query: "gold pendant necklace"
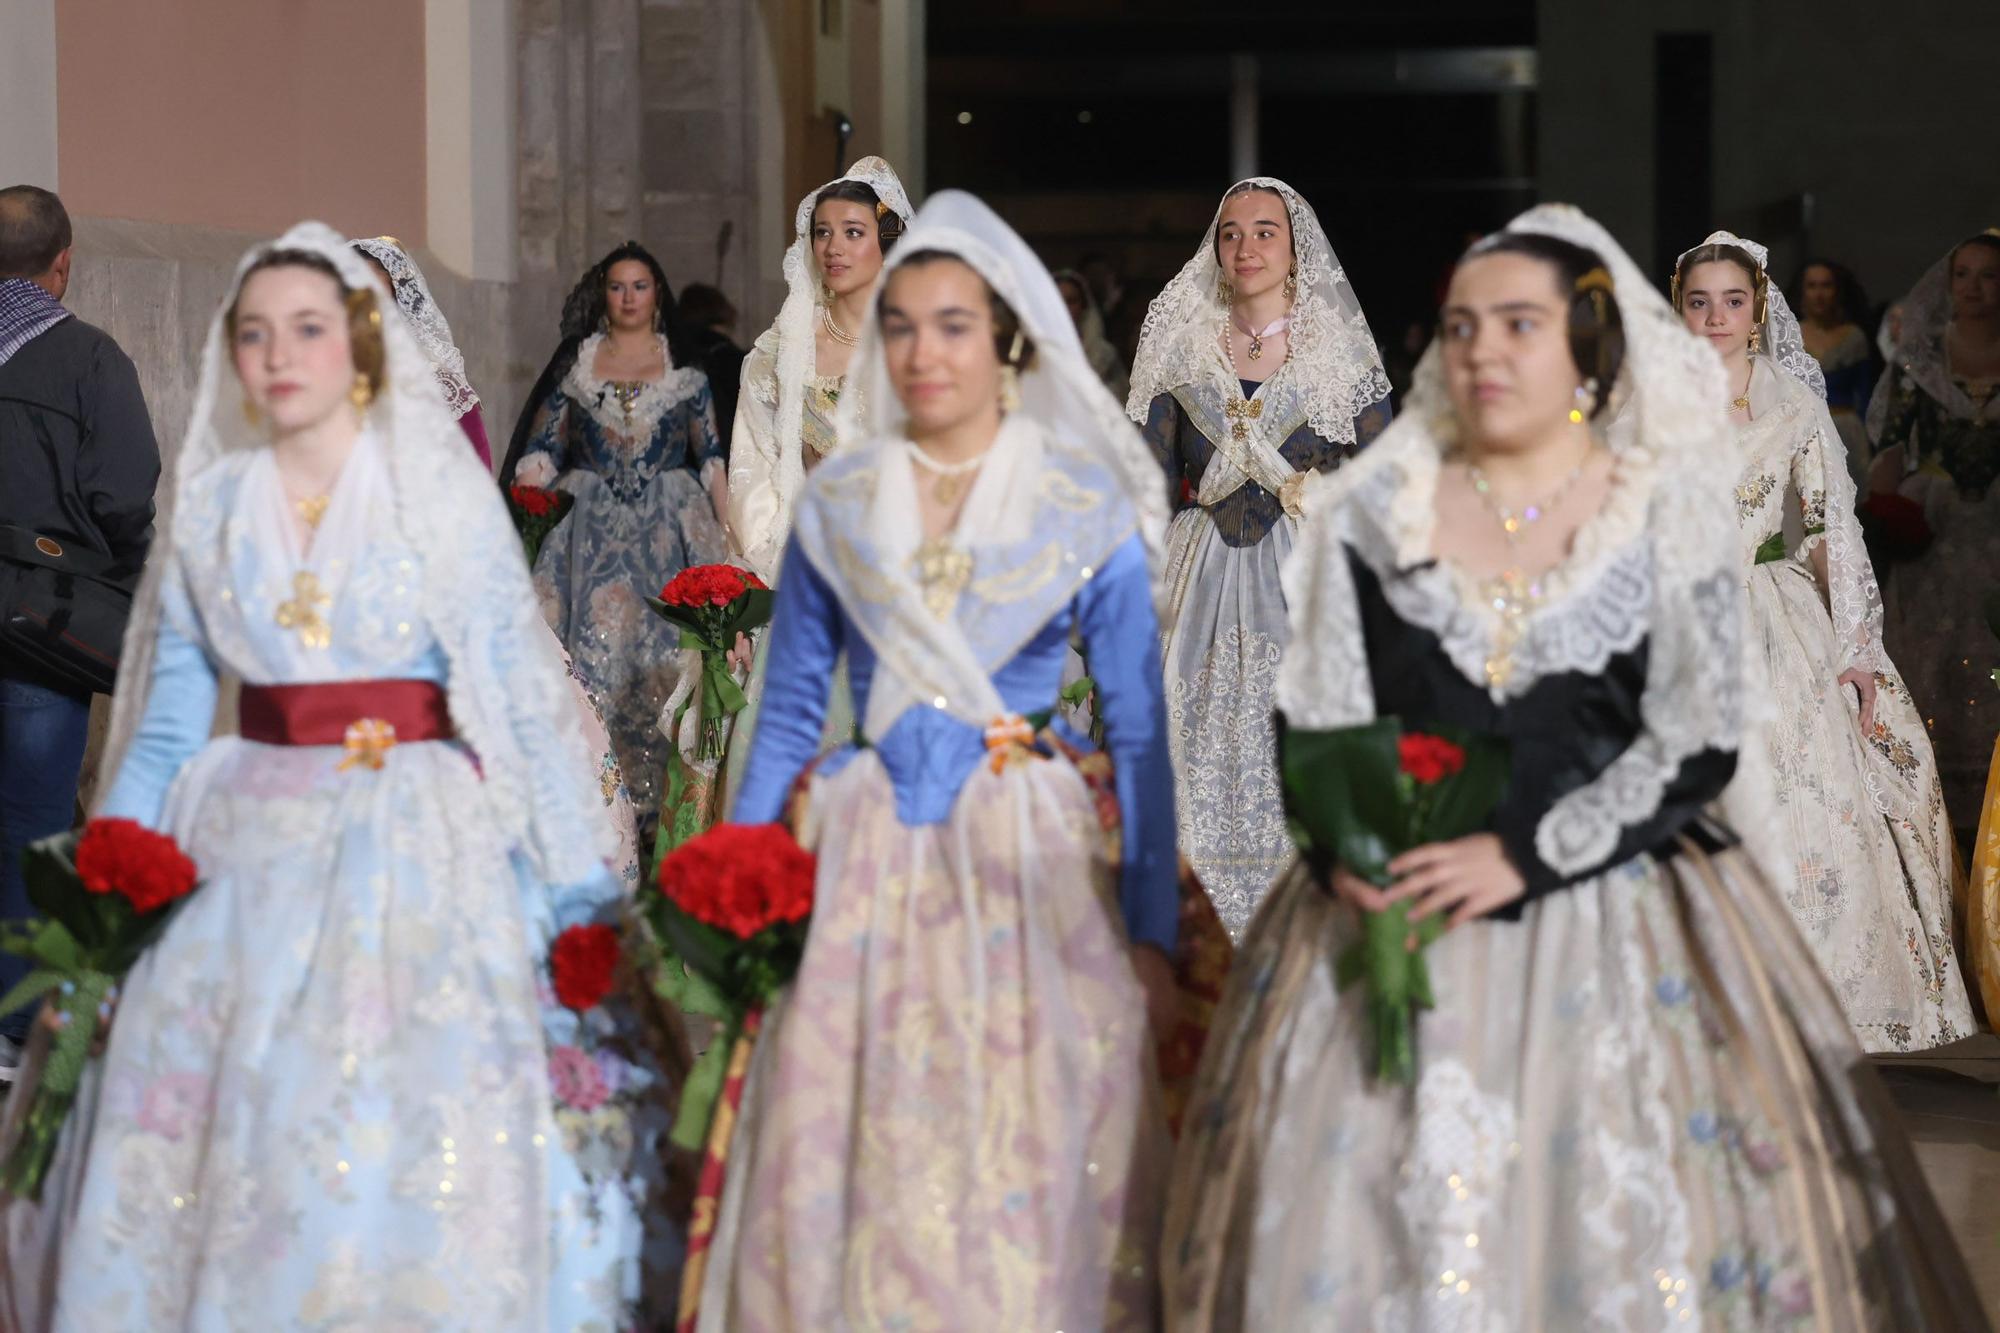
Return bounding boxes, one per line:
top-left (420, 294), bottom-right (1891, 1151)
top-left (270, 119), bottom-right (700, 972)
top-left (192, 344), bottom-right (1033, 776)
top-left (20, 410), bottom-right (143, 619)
top-left (294, 494), bottom-right (332, 530)
top-left (1466, 448), bottom-right (1595, 545)
top-left (819, 303), bottom-right (858, 348)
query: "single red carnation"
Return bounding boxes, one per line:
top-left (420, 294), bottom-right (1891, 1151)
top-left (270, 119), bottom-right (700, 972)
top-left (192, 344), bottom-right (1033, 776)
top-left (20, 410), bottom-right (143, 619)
top-left (73, 818), bottom-right (198, 914)
top-left (1398, 733), bottom-right (1466, 785)
top-left (658, 822), bottom-right (815, 939)
top-left (550, 923), bottom-right (621, 1012)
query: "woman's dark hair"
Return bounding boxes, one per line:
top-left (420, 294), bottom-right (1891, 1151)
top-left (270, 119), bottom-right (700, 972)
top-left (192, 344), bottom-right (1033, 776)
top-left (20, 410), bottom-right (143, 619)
top-left (813, 180), bottom-right (906, 253)
top-left (1787, 257), bottom-right (1871, 330)
top-left (1464, 233), bottom-right (1626, 418)
top-left (677, 282), bottom-right (737, 331)
top-left (884, 248), bottom-right (1039, 373)
top-left (225, 247), bottom-right (386, 399)
top-left (1950, 232), bottom-right (2000, 268)
top-left (500, 240), bottom-right (691, 485)
top-left (1210, 182), bottom-right (1293, 265)
top-left (1672, 241), bottom-right (1766, 331)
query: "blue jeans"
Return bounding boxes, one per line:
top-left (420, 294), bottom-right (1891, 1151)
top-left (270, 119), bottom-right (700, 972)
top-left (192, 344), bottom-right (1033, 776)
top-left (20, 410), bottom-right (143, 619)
top-left (0, 676), bottom-right (90, 1042)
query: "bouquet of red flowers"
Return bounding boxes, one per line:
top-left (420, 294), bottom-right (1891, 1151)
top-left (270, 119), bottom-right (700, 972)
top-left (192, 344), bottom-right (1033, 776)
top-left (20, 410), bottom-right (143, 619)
top-left (644, 821), bottom-right (813, 1151)
top-left (644, 820), bottom-right (813, 1333)
top-left (0, 819), bottom-right (202, 1198)
top-left (1281, 718), bottom-right (1508, 1083)
top-left (506, 483), bottom-right (575, 568)
top-left (648, 564), bottom-right (774, 767)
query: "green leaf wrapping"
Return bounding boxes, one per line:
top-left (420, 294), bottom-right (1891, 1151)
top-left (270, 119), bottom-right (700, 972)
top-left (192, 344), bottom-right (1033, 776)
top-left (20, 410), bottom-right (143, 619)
top-left (668, 1020), bottom-right (735, 1153)
top-left (1283, 717), bottom-right (1509, 1084)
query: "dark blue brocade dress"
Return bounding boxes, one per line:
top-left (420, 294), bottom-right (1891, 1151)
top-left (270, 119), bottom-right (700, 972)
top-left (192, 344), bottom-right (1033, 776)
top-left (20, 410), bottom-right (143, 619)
top-left (514, 332), bottom-right (730, 825)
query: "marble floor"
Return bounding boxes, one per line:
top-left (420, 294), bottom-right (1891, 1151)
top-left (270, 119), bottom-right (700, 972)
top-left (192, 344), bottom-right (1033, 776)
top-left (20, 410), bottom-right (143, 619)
top-left (1878, 1035), bottom-right (2000, 1318)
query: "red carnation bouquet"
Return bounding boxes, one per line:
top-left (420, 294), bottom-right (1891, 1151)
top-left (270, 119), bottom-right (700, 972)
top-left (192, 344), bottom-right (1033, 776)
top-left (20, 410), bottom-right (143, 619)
top-left (506, 483), bottom-right (575, 567)
top-left (550, 923), bottom-right (621, 1014)
top-left (1860, 491), bottom-right (1932, 559)
top-left (647, 564), bottom-right (776, 860)
top-left (644, 821), bottom-right (813, 1152)
top-left (1281, 718), bottom-right (1508, 1083)
top-left (0, 819), bottom-right (203, 1198)
top-left (645, 820), bottom-right (814, 1333)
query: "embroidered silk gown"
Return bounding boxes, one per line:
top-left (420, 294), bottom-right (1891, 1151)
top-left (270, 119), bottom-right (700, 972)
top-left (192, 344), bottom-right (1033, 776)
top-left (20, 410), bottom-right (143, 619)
top-left (515, 331), bottom-right (730, 824)
top-left (48, 434), bottom-right (677, 1330)
top-left (1731, 359), bottom-right (1969, 1051)
top-left (695, 430), bottom-right (1178, 1332)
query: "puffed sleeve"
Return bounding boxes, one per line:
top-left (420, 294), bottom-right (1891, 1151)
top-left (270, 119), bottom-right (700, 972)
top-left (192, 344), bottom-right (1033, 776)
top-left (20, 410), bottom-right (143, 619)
top-left (731, 533), bottom-right (845, 824)
top-left (1074, 536), bottom-right (1178, 952)
top-left (98, 563), bottom-right (220, 830)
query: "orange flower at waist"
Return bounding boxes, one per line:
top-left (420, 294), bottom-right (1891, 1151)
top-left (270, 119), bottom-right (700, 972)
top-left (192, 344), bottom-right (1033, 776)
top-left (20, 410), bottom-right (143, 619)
top-left (983, 714), bottom-right (1038, 774)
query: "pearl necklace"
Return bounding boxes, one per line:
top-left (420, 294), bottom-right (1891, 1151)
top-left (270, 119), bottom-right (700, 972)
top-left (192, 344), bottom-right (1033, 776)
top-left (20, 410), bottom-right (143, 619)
top-left (903, 439), bottom-right (993, 506)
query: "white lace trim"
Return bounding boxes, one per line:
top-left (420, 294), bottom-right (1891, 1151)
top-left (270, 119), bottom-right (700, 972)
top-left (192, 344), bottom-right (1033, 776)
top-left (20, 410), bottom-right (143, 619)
top-left (1126, 177), bottom-right (1389, 447)
top-left (562, 332), bottom-right (706, 439)
top-left (1279, 204), bottom-right (1746, 879)
top-left (349, 237), bottom-right (480, 418)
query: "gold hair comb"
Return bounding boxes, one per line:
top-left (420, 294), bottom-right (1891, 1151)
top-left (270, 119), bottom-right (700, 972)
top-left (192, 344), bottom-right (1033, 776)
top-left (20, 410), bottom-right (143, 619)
top-left (1574, 267), bottom-right (1614, 295)
top-left (876, 201), bottom-right (892, 220)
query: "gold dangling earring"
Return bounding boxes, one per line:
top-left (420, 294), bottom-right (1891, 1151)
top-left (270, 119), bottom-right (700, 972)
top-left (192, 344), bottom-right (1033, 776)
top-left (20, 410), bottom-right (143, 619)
top-left (1283, 266), bottom-right (1298, 302)
top-left (820, 280), bottom-right (834, 307)
top-left (999, 364), bottom-right (1022, 413)
top-left (349, 372), bottom-right (374, 424)
top-left (1746, 326), bottom-right (1761, 358)
top-left (242, 395), bottom-right (263, 427)
top-left (1217, 274), bottom-right (1234, 306)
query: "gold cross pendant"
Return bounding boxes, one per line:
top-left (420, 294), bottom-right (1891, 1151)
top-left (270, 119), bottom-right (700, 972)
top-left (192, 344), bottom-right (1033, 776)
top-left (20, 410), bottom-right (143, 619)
top-left (275, 570), bottom-right (333, 650)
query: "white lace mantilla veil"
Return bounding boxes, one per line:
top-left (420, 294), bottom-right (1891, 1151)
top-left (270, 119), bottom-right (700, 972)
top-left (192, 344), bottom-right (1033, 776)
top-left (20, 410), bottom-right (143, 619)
top-left (1277, 204), bottom-right (1787, 881)
top-left (1124, 177), bottom-right (1390, 445)
top-left (1679, 229), bottom-right (1886, 675)
top-left (824, 189), bottom-right (1170, 740)
top-left (1867, 228), bottom-right (2000, 440)
top-left (349, 235), bottom-right (481, 420)
top-left (726, 156), bottom-right (915, 579)
top-left (99, 221), bottom-right (612, 884)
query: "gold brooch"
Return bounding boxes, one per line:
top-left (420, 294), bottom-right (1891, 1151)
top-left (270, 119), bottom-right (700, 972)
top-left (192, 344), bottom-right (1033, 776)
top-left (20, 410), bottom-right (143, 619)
top-left (337, 718), bottom-right (399, 772)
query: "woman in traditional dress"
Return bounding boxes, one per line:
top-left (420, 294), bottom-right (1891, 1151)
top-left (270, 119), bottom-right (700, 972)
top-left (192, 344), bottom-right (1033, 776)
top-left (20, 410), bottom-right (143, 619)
top-left (708, 158), bottom-right (914, 807)
top-left (501, 242), bottom-right (730, 831)
top-left (349, 235), bottom-right (494, 469)
top-left (1163, 204), bottom-right (1986, 1330)
top-left (33, 224), bottom-right (678, 1328)
top-left (1127, 177), bottom-right (1392, 937)
top-left (1674, 230), bottom-right (1970, 1052)
top-left (726, 157), bottom-right (913, 584)
top-left (1791, 258), bottom-right (1879, 484)
top-left (697, 192), bottom-right (1177, 1331)
top-left (351, 234), bottom-right (641, 890)
top-left (1867, 231), bottom-right (2000, 844)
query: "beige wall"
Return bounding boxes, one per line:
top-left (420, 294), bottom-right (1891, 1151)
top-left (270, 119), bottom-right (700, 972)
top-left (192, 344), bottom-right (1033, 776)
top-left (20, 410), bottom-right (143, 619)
top-left (55, 0), bottom-right (427, 242)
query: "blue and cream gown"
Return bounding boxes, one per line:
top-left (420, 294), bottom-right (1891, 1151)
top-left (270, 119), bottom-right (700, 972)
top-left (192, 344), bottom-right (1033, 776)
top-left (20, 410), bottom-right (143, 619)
top-left (51, 433), bottom-right (674, 1330)
top-left (696, 427), bottom-right (1178, 1332)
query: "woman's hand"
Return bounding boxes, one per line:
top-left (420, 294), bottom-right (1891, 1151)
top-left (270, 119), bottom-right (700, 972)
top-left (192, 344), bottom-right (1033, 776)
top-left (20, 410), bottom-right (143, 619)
top-left (1131, 943), bottom-right (1181, 1038)
top-left (514, 453), bottom-right (557, 487)
top-left (1382, 834), bottom-right (1526, 931)
top-left (1326, 865), bottom-right (1391, 914)
top-left (725, 631), bottom-right (754, 676)
top-left (36, 986), bottom-right (119, 1056)
top-left (1837, 667), bottom-right (1877, 735)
